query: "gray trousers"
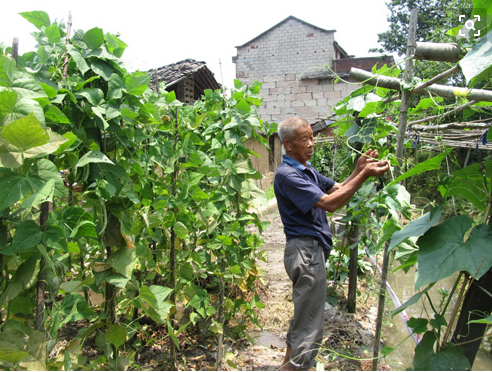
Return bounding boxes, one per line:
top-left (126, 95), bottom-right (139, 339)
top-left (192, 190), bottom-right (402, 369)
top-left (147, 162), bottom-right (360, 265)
top-left (284, 237), bottom-right (328, 370)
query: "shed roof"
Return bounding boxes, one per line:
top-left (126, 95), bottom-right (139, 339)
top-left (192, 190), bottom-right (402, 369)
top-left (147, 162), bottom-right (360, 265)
top-left (235, 15), bottom-right (336, 48)
top-left (148, 59), bottom-right (221, 92)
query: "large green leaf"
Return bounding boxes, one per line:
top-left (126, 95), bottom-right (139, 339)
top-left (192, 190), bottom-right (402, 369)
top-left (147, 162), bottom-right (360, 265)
top-left (460, 28), bottom-right (492, 87)
top-left (83, 27), bottom-right (104, 50)
top-left (62, 207), bottom-right (98, 238)
top-left (10, 71), bottom-right (47, 99)
top-left (413, 331), bottom-right (470, 371)
top-left (19, 11), bottom-right (50, 30)
top-left (75, 88), bottom-right (104, 106)
top-left (0, 168), bottom-right (31, 211)
top-left (1, 98), bottom-right (45, 128)
top-left (1, 113), bottom-right (49, 151)
top-left (0, 56), bottom-right (16, 86)
top-left (108, 247), bottom-right (136, 278)
top-left (440, 162), bottom-right (491, 212)
top-left (106, 324), bottom-right (127, 350)
top-left (66, 45), bottom-right (90, 75)
top-left (416, 216), bottom-right (492, 288)
top-left (0, 91), bottom-right (18, 123)
top-left (389, 150), bottom-right (450, 186)
top-left (77, 150), bottom-right (114, 167)
top-left (389, 206), bottom-right (442, 251)
top-left (0, 120), bottom-right (67, 167)
top-left (1, 220), bottom-right (42, 256)
top-left (125, 73), bottom-right (151, 96)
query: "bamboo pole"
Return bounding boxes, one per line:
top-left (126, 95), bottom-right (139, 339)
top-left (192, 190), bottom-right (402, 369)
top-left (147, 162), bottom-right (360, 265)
top-left (349, 68), bottom-right (492, 102)
top-left (414, 42), bottom-right (463, 63)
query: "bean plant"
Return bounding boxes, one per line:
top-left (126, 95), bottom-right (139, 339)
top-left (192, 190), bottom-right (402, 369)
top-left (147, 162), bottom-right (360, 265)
top-left (0, 11), bottom-right (276, 370)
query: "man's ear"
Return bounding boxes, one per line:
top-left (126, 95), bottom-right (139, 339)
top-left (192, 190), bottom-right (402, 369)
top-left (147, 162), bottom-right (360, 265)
top-left (283, 139), bottom-right (291, 152)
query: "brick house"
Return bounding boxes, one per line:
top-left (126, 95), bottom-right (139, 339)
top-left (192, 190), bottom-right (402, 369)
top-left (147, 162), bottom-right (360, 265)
top-left (233, 16), bottom-right (393, 188)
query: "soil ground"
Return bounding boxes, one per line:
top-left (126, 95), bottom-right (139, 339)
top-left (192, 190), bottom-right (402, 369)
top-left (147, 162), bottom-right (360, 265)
top-left (229, 203), bottom-right (390, 371)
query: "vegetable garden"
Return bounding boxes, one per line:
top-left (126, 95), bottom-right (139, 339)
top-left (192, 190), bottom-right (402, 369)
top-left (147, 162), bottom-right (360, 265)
top-left (1, 1), bottom-right (492, 371)
top-left (0, 10), bottom-right (277, 371)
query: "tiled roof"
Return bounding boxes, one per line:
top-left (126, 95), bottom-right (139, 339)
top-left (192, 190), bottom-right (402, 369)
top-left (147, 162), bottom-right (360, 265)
top-left (148, 59), bottom-right (221, 92)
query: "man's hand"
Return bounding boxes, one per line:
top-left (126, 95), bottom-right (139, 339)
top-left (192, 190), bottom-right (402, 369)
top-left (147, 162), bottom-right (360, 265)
top-left (355, 149), bottom-right (380, 173)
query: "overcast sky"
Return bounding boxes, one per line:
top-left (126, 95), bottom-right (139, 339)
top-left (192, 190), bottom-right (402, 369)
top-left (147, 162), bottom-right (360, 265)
top-left (1, 0), bottom-right (392, 89)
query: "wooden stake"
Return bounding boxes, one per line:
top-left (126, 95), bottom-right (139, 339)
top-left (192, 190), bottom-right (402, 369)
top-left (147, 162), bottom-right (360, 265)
top-left (395, 8), bottom-right (418, 175)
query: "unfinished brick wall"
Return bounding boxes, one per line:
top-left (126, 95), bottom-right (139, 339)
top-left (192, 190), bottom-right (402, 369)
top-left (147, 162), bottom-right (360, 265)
top-left (235, 16), bottom-right (359, 125)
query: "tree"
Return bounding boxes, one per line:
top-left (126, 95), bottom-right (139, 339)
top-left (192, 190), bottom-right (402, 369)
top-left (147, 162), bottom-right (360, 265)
top-left (371, 0), bottom-right (473, 85)
top-left (372, 0), bottom-right (473, 56)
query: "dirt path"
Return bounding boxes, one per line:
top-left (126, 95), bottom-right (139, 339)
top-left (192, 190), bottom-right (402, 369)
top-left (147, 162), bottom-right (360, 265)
top-left (233, 203), bottom-right (388, 371)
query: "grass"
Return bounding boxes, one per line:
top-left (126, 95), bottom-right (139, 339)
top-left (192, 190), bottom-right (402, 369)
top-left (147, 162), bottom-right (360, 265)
top-left (265, 184), bottom-right (275, 201)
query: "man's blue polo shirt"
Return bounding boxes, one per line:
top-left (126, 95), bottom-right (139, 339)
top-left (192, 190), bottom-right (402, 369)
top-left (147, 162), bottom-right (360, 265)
top-left (274, 154), bottom-right (336, 251)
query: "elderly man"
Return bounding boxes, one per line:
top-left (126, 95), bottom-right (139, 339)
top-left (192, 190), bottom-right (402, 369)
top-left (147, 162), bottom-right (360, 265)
top-left (274, 116), bottom-right (389, 370)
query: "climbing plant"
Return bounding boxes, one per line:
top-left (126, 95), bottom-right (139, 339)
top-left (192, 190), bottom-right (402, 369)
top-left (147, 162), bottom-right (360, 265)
top-left (0, 10), bottom-right (276, 370)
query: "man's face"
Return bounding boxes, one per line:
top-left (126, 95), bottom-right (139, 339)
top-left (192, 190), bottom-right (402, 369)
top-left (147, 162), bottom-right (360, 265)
top-left (284, 124), bottom-right (314, 166)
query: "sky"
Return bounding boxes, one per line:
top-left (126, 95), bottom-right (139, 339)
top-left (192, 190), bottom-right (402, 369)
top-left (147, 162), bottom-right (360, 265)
top-left (1, 0), bottom-right (392, 90)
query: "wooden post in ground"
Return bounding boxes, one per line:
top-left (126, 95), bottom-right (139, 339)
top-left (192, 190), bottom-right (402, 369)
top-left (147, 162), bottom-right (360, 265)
top-left (347, 225), bottom-right (359, 314)
top-left (373, 9), bottom-right (419, 371)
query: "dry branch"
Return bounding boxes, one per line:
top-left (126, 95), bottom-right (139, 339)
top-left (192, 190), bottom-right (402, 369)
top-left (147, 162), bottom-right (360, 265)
top-left (408, 100), bottom-right (478, 126)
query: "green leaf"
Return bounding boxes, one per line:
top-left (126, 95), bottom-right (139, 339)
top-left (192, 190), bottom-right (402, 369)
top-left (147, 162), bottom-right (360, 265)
top-left (42, 224), bottom-right (67, 250)
top-left (45, 23), bottom-right (62, 44)
top-left (441, 163), bottom-right (491, 212)
top-left (19, 11), bottom-right (50, 30)
top-left (1, 113), bottom-right (49, 151)
top-left (91, 60), bottom-right (114, 81)
top-left (0, 168), bottom-right (31, 211)
top-left (0, 347), bottom-right (29, 365)
top-left (125, 73), bottom-right (151, 96)
top-left (174, 221), bottom-right (188, 239)
top-left (0, 56), bottom-right (15, 86)
top-left (19, 330), bottom-right (46, 371)
top-left (62, 206), bottom-right (98, 238)
top-left (180, 262), bottom-right (194, 281)
top-left (416, 216), bottom-right (492, 288)
top-left (407, 317), bottom-right (429, 334)
top-left (105, 33), bottom-right (128, 58)
top-left (106, 324), bottom-right (127, 350)
top-left (83, 27), bottom-right (104, 49)
top-left (1, 220), bottom-right (41, 255)
top-left (236, 100), bottom-right (251, 114)
top-left (108, 247), bottom-right (136, 278)
top-left (67, 45), bottom-right (90, 75)
top-left (389, 151), bottom-right (449, 186)
top-left (25, 158), bottom-right (66, 199)
top-left (469, 314), bottom-right (492, 324)
top-left (77, 150), bottom-right (114, 167)
top-left (0, 91), bottom-right (18, 120)
top-left (391, 283), bottom-right (434, 317)
top-left (413, 331), bottom-right (471, 371)
top-left (389, 206), bottom-right (442, 251)
top-left (460, 28), bottom-right (492, 87)
top-left (75, 88), bottom-right (104, 106)
top-left (60, 280), bottom-right (83, 293)
top-left (10, 73), bottom-right (47, 99)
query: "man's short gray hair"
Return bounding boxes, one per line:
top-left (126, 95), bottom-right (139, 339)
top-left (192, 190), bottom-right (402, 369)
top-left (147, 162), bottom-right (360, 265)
top-left (278, 116), bottom-right (310, 142)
